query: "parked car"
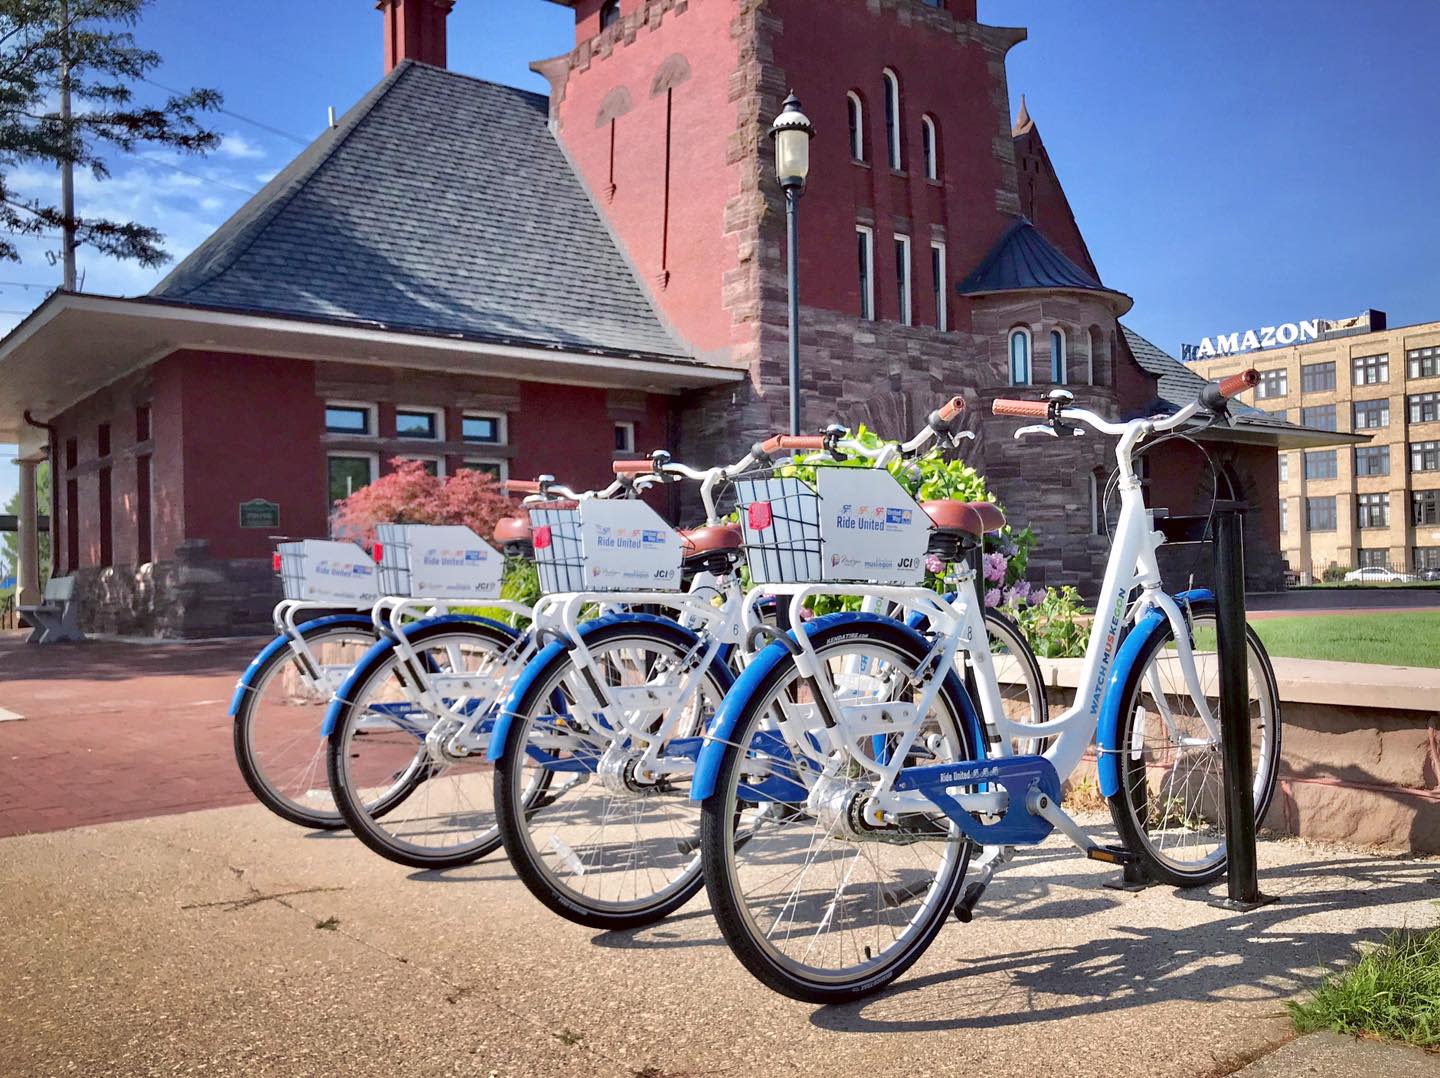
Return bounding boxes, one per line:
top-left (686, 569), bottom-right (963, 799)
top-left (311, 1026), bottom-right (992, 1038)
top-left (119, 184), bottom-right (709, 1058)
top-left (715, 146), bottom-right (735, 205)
top-left (1342, 566), bottom-right (1416, 583)
top-left (1423, 567), bottom-right (1440, 582)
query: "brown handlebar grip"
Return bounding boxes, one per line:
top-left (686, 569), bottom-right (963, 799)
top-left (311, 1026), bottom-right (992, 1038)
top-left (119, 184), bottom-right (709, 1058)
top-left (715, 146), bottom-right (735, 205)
top-left (992, 399), bottom-right (1051, 419)
top-left (1218, 369), bottom-right (1260, 399)
top-left (504, 480), bottom-right (542, 494)
top-left (937, 395), bottom-right (966, 421)
top-left (612, 459), bottom-right (657, 475)
top-left (761, 434), bottom-right (827, 454)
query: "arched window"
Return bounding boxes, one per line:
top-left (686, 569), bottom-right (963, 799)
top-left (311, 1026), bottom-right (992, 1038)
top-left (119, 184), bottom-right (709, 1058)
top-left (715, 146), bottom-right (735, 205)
top-left (1051, 329), bottom-right (1067, 384)
top-left (1089, 471), bottom-right (1101, 536)
top-left (921, 115), bottom-right (938, 180)
top-left (882, 68), bottom-right (902, 170)
top-left (846, 92), bottom-right (865, 161)
top-left (1088, 325), bottom-right (1105, 386)
top-left (1009, 327), bottom-right (1032, 386)
top-left (600, 0), bottom-right (621, 31)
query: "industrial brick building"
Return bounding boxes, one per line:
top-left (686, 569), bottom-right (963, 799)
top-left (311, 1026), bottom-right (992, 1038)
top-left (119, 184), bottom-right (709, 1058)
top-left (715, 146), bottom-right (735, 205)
top-left (1191, 314), bottom-right (1440, 579)
top-left (0, 0), bottom-right (1329, 636)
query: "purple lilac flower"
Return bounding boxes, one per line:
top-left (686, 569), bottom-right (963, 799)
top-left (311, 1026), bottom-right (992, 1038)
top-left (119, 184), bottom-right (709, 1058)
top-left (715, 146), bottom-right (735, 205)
top-left (983, 552), bottom-right (1007, 583)
top-left (984, 587), bottom-right (1001, 607)
top-left (1004, 581), bottom-right (1031, 606)
top-left (998, 536), bottom-right (1017, 558)
top-left (1029, 587), bottom-right (1045, 606)
top-left (925, 553), bottom-right (945, 574)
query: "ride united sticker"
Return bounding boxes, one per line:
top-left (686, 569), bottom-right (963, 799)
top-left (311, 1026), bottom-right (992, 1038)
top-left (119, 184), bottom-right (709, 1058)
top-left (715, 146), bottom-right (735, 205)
top-left (817, 468), bottom-right (931, 585)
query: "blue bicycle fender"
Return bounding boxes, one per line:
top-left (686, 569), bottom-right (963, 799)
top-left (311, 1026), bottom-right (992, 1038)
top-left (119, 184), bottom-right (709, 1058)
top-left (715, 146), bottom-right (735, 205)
top-left (484, 612), bottom-right (720, 763)
top-left (229, 614), bottom-right (375, 717)
top-left (1096, 588), bottom-right (1213, 797)
top-left (690, 611), bottom-right (986, 801)
top-left (320, 614), bottom-right (518, 738)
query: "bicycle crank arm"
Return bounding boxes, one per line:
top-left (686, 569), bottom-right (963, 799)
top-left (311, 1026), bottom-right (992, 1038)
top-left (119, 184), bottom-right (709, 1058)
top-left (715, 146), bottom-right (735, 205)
top-left (1025, 789), bottom-right (1138, 865)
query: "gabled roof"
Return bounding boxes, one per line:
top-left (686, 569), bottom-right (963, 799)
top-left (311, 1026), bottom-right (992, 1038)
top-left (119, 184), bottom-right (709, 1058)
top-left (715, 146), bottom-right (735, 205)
top-left (151, 61), bottom-right (686, 361)
top-left (957, 216), bottom-right (1131, 313)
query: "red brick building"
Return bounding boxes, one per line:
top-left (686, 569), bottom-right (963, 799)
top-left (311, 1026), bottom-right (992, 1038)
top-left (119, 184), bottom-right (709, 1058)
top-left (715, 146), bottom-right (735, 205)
top-left (0, 0), bottom-right (1330, 636)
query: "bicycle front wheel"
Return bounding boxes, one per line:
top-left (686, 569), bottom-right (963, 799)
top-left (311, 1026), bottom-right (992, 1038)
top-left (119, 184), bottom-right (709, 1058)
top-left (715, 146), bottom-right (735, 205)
top-left (327, 620), bottom-right (519, 869)
top-left (233, 619), bottom-right (376, 830)
top-left (700, 617), bottom-right (979, 1003)
top-left (1107, 601), bottom-right (1282, 886)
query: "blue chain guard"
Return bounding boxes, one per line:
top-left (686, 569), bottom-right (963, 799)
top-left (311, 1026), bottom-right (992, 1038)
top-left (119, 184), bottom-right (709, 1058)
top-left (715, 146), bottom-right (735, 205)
top-left (892, 753), bottom-right (1062, 846)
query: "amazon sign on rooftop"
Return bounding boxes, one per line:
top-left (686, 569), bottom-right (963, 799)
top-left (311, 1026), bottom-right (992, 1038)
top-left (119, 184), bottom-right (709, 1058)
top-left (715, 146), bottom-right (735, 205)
top-left (1180, 309), bottom-right (1387, 362)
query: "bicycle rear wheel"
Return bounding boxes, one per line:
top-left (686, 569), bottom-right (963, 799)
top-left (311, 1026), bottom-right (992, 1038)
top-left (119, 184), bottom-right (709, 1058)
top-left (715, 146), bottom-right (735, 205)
top-left (233, 619), bottom-right (375, 830)
top-left (1107, 601), bottom-right (1281, 886)
top-left (700, 617), bottom-right (979, 1003)
top-left (327, 620), bottom-right (519, 869)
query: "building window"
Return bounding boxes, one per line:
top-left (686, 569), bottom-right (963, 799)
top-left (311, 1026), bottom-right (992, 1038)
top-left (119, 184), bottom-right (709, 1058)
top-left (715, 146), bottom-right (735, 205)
top-left (614, 421), bottom-right (636, 453)
top-left (1355, 445), bottom-right (1390, 476)
top-left (325, 403), bottom-right (375, 436)
top-left (458, 459), bottom-right (507, 482)
top-left (396, 407), bottom-right (442, 440)
top-left (1303, 449), bottom-right (1337, 481)
top-left (328, 453), bottom-right (377, 507)
top-left (1009, 327), bottom-right (1032, 386)
top-left (97, 422), bottom-right (111, 458)
top-left (1357, 548), bottom-right (1389, 569)
top-left (462, 413), bottom-right (505, 445)
top-left (1415, 546), bottom-right (1440, 571)
top-left (856, 225), bottom-right (875, 320)
top-left (1357, 492), bottom-right (1389, 529)
top-left (1415, 490), bottom-right (1440, 526)
top-left (1305, 496), bottom-right (1336, 532)
top-left (1352, 353), bottom-right (1389, 385)
top-left (1278, 454), bottom-right (1289, 483)
top-left (1408, 346), bottom-right (1440, 380)
top-left (398, 456), bottom-right (443, 478)
top-left (931, 241), bottom-right (947, 331)
top-left (1352, 398), bottom-right (1389, 430)
top-left (1301, 404), bottom-right (1336, 431)
top-left (1266, 408), bottom-right (1289, 422)
top-left (920, 115), bottom-right (938, 180)
top-left (847, 92), bottom-right (865, 162)
top-left (882, 68), bottom-right (902, 170)
top-left (1256, 369), bottom-right (1287, 399)
top-left (894, 234), bottom-right (912, 325)
top-left (1279, 499), bottom-right (1288, 533)
top-left (135, 404), bottom-right (151, 443)
top-left (1301, 361), bottom-right (1336, 393)
top-left (1412, 440), bottom-right (1440, 473)
top-left (1409, 392), bottom-right (1440, 425)
top-left (1051, 329), bottom-right (1067, 385)
top-left (599, 0), bottom-right (621, 31)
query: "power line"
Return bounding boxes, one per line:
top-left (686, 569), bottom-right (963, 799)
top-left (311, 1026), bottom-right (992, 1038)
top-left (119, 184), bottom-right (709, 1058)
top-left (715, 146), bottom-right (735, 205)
top-left (139, 153), bottom-right (259, 198)
top-left (139, 74), bottom-right (311, 147)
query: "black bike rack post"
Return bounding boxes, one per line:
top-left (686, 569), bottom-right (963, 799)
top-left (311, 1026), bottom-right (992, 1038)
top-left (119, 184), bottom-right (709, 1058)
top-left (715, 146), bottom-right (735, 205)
top-left (1207, 501), bottom-right (1275, 912)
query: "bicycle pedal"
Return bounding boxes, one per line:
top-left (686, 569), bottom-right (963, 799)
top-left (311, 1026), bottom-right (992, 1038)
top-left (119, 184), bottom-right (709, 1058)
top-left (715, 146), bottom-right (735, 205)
top-left (953, 879), bottom-right (987, 924)
top-left (674, 836), bottom-right (699, 856)
top-left (1086, 844), bottom-right (1138, 866)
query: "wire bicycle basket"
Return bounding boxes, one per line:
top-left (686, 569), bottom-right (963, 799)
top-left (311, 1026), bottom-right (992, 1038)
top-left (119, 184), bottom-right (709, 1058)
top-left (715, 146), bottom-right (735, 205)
top-left (373, 524), bottom-right (503, 600)
top-left (275, 539), bottom-right (379, 604)
top-left (732, 473), bottom-right (822, 585)
top-left (529, 503), bottom-right (585, 595)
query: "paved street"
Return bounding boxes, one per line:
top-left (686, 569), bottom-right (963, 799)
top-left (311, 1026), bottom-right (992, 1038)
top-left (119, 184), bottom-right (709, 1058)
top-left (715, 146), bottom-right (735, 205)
top-left (1, 801), bottom-right (1437, 1077)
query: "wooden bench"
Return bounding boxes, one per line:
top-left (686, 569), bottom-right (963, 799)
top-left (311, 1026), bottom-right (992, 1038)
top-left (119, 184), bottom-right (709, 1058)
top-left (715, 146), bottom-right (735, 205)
top-left (18, 575), bottom-right (85, 644)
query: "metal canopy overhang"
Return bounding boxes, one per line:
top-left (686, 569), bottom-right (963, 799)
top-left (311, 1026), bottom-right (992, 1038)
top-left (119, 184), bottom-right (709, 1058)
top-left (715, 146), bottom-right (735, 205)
top-left (1190, 417), bottom-right (1368, 452)
top-left (0, 293), bottom-right (742, 442)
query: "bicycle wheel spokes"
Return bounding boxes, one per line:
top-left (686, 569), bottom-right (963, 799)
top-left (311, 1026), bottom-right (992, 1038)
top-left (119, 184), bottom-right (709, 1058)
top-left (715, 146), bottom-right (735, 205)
top-left (506, 631), bottom-right (722, 920)
top-left (719, 637), bottom-right (968, 989)
top-left (243, 630), bottom-right (374, 824)
top-left (337, 631), bottom-right (509, 861)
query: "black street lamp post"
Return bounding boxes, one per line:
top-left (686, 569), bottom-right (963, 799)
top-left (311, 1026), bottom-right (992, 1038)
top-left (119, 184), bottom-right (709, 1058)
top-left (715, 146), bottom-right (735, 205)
top-left (769, 92), bottom-right (815, 436)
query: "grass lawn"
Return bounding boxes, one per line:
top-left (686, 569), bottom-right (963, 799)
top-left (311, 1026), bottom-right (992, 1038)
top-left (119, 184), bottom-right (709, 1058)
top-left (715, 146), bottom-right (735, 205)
top-left (1245, 611), bottom-right (1440, 668)
top-left (1289, 922), bottom-right (1440, 1048)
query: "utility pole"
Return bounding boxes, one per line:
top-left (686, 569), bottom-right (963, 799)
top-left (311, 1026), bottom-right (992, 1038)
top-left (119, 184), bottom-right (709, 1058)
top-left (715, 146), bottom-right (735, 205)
top-left (59, 0), bottom-right (77, 291)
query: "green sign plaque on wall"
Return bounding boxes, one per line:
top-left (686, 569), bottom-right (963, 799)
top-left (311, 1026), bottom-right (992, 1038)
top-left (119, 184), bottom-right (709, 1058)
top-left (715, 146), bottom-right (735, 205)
top-left (239, 499), bottom-right (281, 529)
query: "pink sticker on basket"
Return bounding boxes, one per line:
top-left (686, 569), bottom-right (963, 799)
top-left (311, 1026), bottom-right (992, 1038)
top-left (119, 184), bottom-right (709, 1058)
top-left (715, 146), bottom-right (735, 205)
top-left (748, 502), bottom-right (773, 530)
top-left (533, 525), bottom-right (552, 550)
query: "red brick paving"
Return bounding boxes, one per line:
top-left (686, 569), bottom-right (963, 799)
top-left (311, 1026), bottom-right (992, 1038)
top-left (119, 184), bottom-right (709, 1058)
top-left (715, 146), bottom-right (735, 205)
top-left (0, 631), bottom-right (270, 837)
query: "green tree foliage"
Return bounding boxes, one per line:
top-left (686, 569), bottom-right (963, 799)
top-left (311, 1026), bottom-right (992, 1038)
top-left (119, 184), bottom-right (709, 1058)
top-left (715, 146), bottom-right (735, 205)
top-left (0, 0), bottom-right (221, 266)
top-left (1, 459), bottom-right (51, 584)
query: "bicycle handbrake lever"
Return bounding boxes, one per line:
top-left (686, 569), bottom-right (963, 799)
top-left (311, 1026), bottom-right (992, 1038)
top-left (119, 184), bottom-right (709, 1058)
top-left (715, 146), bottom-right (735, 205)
top-left (1013, 424), bottom-right (1057, 440)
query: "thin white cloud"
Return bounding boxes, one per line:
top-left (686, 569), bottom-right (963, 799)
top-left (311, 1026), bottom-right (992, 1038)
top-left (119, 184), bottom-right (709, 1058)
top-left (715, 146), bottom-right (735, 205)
top-left (218, 132), bottom-right (266, 161)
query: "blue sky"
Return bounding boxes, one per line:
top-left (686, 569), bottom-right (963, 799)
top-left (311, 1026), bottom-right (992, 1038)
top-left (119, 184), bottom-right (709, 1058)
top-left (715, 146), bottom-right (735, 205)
top-left (4, 0), bottom-right (1439, 506)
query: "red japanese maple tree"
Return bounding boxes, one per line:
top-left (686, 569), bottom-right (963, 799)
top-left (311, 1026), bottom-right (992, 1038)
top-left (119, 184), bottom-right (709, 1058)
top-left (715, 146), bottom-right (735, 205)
top-left (330, 460), bottom-right (513, 547)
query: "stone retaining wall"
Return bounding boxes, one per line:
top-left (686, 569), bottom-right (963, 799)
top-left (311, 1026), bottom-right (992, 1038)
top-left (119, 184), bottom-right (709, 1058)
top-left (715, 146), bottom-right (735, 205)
top-left (1041, 657), bottom-right (1440, 854)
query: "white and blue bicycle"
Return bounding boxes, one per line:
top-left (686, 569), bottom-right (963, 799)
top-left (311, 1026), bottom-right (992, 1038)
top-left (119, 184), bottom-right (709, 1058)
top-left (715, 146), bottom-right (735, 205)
top-left (693, 370), bottom-right (1281, 1002)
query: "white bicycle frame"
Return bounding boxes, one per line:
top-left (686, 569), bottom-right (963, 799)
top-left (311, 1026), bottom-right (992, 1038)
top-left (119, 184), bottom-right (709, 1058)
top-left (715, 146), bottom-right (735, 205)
top-left (747, 394), bottom-right (1223, 839)
top-left (269, 598), bottom-right (376, 698)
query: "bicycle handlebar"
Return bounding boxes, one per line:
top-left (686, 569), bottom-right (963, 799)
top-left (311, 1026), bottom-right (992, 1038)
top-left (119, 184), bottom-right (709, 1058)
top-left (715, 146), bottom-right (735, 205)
top-left (936, 395), bottom-right (966, 422)
top-left (761, 434), bottom-right (826, 453)
top-left (991, 398), bottom-right (1051, 419)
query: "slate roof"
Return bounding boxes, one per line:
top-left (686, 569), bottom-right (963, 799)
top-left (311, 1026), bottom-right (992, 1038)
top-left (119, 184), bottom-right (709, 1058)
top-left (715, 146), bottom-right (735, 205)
top-left (151, 62), bottom-right (687, 360)
top-left (957, 216), bottom-right (1120, 299)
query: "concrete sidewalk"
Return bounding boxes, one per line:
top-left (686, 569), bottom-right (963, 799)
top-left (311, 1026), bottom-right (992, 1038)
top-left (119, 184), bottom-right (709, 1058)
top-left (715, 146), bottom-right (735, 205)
top-left (2, 803), bottom-right (1437, 1077)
